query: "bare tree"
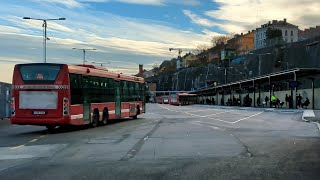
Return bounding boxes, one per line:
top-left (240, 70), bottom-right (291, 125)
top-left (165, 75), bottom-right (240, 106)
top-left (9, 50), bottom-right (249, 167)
top-left (211, 34), bottom-right (235, 47)
top-left (196, 44), bottom-right (210, 54)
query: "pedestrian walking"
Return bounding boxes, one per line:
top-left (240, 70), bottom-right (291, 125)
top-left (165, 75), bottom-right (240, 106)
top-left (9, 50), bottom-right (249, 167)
top-left (265, 96), bottom-right (269, 107)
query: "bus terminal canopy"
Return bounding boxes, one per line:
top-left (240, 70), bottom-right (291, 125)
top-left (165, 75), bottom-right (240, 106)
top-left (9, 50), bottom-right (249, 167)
top-left (195, 68), bottom-right (320, 94)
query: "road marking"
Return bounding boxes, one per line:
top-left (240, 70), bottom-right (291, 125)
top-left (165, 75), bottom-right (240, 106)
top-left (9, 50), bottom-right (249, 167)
top-left (10, 145), bottom-right (25, 150)
top-left (190, 122), bottom-right (223, 130)
top-left (207, 117), bottom-right (234, 124)
top-left (231, 111), bottom-right (263, 124)
top-left (144, 136), bottom-right (149, 141)
top-left (202, 110), bottom-right (234, 117)
top-left (39, 135), bottom-right (46, 138)
top-left (186, 109), bottom-right (214, 113)
top-left (29, 139), bottom-right (38, 143)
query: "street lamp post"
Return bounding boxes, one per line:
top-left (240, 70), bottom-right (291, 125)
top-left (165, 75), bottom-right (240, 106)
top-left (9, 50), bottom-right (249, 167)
top-left (23, 17), bottom-right (66, 63)
top-left (72, 48), bottom-right (97, 64)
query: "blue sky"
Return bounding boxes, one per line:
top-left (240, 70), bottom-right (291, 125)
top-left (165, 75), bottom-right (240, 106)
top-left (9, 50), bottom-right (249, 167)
top-left (0, 0), bottom-right (319, 83)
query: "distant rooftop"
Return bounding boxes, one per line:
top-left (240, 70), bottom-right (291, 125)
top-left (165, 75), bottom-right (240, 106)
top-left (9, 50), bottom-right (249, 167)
top-left (256, 18), bottom-right (298, 30)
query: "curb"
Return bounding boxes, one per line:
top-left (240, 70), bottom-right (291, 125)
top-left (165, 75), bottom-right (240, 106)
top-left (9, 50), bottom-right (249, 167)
top-left (302, 110), bottom-right (320, 131)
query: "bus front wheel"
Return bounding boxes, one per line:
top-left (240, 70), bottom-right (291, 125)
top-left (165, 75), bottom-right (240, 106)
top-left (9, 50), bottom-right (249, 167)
top-left (133, 106), bottom-right (140, 119)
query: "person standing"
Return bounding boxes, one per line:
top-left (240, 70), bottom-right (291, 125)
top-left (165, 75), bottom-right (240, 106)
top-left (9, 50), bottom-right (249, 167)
top-left (285, 94), bottom-right (289, 107)
top-left (271, 94), bottom-right (277, 107)
top-left (265, 96), bottom-right (269, 107)
top-left (288, 95), bottom-right (293, 109)
top-left (297, 94), bottom-right (302, 108)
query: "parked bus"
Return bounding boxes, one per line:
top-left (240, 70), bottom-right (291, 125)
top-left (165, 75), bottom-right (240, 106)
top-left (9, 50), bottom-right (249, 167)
top-left (170, 93), bottom-right (197, 106)
top-left (163, 96), bottom-right (169, 104)
top-left (11, 63), bottom-right (145, 130)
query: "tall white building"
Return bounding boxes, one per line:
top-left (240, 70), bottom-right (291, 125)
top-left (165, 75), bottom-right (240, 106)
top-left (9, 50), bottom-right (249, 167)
top-left (254, 18), bottom-right (299, 50)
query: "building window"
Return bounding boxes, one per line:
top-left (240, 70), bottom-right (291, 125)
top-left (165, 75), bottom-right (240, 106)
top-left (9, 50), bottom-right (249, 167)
top-left (285, 30), bottom-right (288, 36)
top-left (291, 30), bottom-right (293, 36)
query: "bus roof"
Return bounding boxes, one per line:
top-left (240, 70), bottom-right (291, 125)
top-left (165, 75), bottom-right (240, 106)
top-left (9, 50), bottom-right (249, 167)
top-left (68, 64), bottom-right (144, 83)
top-left (15, 63), bottom-right (144, 83)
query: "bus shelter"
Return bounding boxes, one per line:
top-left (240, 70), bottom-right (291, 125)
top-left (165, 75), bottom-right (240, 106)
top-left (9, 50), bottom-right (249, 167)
top-left (196, 68), bottom-right (320, 109)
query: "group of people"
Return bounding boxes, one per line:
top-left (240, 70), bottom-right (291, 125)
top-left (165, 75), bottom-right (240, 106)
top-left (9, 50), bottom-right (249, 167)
top-left (199, 93), bottom-right (310, 109)
top-left (257, 94), bottom-right (310, 109)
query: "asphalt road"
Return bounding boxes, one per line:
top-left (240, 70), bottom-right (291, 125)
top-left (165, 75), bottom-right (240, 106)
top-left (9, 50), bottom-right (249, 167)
top-left (0, 104), bottom-right (320, 180)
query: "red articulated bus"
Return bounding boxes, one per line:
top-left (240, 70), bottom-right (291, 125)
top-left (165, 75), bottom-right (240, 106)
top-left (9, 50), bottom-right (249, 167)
top-left (169, 93), bottom-right (197, 106)
top-left (11, 63), bottom-right (145, 130)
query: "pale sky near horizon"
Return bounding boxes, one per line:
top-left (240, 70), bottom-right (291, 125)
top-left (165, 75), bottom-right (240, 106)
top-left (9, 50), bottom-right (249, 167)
top-left (0, 0), bottom-right (319, 83)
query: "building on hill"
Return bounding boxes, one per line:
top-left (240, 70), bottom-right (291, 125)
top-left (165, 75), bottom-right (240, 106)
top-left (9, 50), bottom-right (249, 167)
top-left (227, 31), bottom-right (254, 55)
top-left (299, 26), bottom-right (320, 41)
top-left (176, 53), bottom-right (198, 69)
top-left (254, 18), bottom-right (299, 50)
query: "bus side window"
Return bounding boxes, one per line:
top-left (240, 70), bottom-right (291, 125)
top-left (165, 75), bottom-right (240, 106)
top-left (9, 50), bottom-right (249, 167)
top-left (70, 74), bottom-right (83, 105)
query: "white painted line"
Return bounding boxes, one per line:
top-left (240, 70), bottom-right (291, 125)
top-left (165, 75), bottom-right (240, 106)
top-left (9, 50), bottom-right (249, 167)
top-left (186, 109), bottom-right (214, 113)
top-left (202, 110), bottom-right (234, 117)
top-left (232, 111), bottom-right (263, 124)
top-left (144, 136), bottom-right (149, 141)
top-left (311, 122), bottom-right (320, 131)
top-left (10, 145), bottom-right (25, 150)
top-left (207, 117), bottom-right (234, 124)
top-left (39, 135), bottom-right (46, 138)
top-left (29, 139), bottom-right (38, 143)
top-left (190, 122), bottom-right (223, 130)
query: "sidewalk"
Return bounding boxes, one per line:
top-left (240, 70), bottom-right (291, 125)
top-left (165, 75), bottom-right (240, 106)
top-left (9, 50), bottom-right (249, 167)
top-left (193, 104), bottom-right (304, 113)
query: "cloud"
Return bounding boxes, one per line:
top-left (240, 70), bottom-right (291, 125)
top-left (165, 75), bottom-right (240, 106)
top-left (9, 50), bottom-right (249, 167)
top-left (34, 0), bottom-right (201, 7)
top-left (205, 0), bottom-right (320, 32)
top-left (183, 10), bottom-right (219, 27)
top-left (34, 0), bottom-right (84, 8)
top-left (0, 25), bottom-right (23, 33)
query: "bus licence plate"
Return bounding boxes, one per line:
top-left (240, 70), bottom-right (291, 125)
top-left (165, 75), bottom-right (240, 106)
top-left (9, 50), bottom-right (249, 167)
top-left (33, 111), bottom-right (46, 115)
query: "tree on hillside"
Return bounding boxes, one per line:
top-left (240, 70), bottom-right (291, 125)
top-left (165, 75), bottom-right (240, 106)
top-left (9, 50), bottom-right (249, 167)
top-left (196, 44), bottom-right (210, 54)
top-left (152, 63), bottom-right (160, 75)
top-left (211, 33), bottom-right (234, 47)
top-left (266, 28), bottom-right (282, 39)
top-left (265, 28), bottom-right (284, 46)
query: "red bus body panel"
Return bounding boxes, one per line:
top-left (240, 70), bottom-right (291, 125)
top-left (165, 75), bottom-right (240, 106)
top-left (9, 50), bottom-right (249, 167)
top-left (11, 63), bottom-right (145, 126)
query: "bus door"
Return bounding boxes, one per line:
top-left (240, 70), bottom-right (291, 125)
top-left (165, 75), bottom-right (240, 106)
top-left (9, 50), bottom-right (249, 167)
top-left (82, 76), bottom-right (91, 123)
top-left (114, 81), bottom-right (121, 118)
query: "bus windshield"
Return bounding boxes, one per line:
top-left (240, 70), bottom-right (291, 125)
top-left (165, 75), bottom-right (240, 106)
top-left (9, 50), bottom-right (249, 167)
top-left (18, 64), bottom-right (62, 84)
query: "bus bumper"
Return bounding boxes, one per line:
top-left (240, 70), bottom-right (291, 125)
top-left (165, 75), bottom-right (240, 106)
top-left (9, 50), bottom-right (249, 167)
top-left (10, 116), bottom-right (71, 126)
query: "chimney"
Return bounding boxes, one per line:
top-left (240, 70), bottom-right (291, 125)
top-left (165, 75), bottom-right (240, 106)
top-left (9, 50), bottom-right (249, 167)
top-left (284, 18), bottom-right (287, 23)
top-left (139, 64), bottom-right (143, 75)
top-left (268, 21), bottom-right (271, 25)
